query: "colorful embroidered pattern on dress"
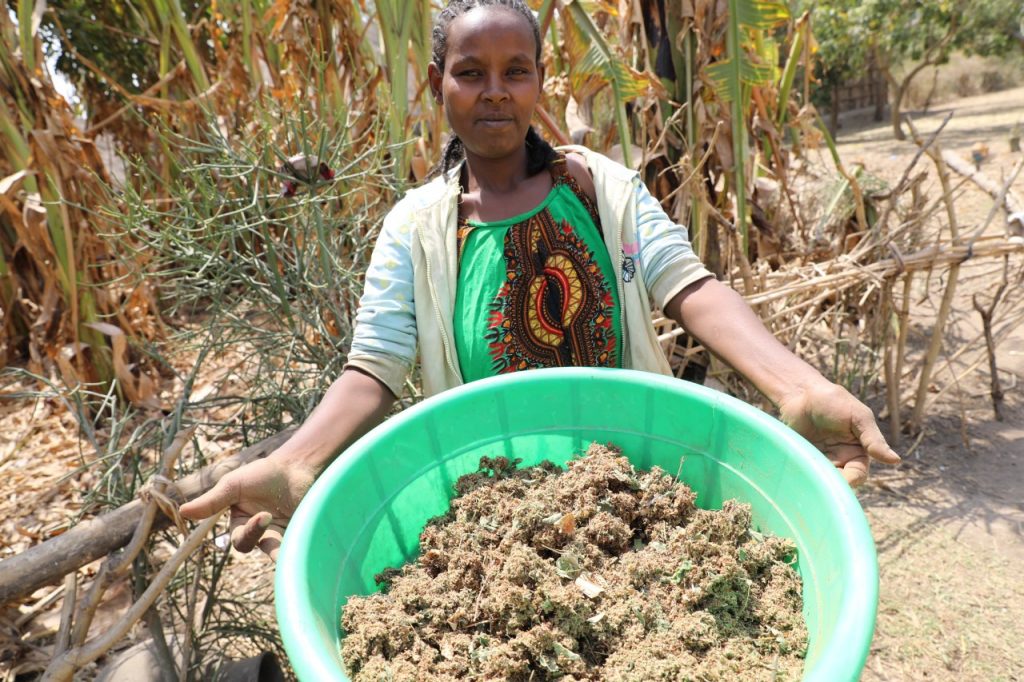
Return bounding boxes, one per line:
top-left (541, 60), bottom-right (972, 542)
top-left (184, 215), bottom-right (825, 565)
top-left (454, 153), bottom-right (621, 381)
top-left (484, 210), bottom-right (617, 373)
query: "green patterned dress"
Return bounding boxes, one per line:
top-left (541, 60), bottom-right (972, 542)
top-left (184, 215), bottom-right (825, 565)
top-left (453, 153), bottom-right (623, 382)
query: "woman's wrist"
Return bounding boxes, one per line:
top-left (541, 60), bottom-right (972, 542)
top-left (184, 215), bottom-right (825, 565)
top-left (762, 366), bottom-right (833, 411)
top-left (265, 368), bottom-right (395, 476)
top-left (266, 439), bottom-right (335, 477)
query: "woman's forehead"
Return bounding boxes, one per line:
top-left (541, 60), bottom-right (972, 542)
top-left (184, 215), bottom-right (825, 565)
top-left (446, 6), bottom-right (537, 59)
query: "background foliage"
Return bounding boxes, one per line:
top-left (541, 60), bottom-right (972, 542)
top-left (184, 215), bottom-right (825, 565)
top-left (799, 0), bottom-right (1024, 137)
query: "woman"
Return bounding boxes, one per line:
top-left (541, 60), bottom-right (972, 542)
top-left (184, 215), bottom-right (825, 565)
top-left (181, 0), bottom-right (899, 559)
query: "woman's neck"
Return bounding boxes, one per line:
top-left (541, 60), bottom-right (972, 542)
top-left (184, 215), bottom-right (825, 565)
top-left (462, 145), bottom-right (530, 194)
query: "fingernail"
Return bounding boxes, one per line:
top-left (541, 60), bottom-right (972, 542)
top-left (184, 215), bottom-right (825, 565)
top-left (258, 513), bottom-right (273, 528)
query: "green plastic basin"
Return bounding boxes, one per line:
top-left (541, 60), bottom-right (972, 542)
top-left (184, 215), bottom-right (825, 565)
top-left (275, 368), bottom-right (877, 681)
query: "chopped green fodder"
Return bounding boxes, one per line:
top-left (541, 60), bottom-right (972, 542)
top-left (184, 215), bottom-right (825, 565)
top-left (341, 443), bottom-right (807, 680)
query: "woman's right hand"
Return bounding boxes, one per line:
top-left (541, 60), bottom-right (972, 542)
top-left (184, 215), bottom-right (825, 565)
top-left (179, 454), bottom-right (318, 560)
top-left (179, 368), bottom-right (397, 560)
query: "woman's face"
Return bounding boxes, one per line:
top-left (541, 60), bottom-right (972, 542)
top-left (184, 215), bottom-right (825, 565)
top-left (429, 7), bottom-right (543, 163)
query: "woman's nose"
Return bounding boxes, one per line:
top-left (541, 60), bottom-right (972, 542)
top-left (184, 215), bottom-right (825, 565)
top-left (482, 75), bottom-right (509, 102)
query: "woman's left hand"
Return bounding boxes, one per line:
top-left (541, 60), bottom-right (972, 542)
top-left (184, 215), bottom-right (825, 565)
top-left (776, 381), bottom-right (901, 487)
top-left (666, 278), bottom-right (901, 487)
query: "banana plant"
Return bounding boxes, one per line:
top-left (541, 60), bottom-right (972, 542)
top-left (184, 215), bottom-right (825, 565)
top-left (704, 0), bottom-right (789, 248)
top-left (562, 0), bottom-right (660, 169)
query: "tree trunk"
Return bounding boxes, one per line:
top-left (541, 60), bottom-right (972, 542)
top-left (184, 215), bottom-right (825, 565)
top-left (830, 82), bottom-right (840, 137)
top-left (885, 17), bottom-right (959, 142)
top-left (922, 66), bottom-right (940, 113)
top-left (873, 68), bottom-right (885, 122)
top-left (890, 82), bottom-right (906, 141)
top-left (875, 58), bottom-right (904, 141)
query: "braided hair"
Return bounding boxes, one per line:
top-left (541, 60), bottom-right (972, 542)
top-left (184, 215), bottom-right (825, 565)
top-left (430, 0), bottom-right (558, 179)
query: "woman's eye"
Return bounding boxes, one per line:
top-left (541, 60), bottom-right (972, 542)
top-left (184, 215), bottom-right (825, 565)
top-left (458, 69), bottom-right (481, 78)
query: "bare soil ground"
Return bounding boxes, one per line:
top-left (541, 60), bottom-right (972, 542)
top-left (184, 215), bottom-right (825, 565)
top-left (0, 86), bottom-right (1022, 680)
top-left (833, 86), bottom-right (1024, 681)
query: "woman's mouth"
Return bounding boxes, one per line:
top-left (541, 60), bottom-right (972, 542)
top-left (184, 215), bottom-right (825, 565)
top-left (478, 116), bottom-right (515, 128)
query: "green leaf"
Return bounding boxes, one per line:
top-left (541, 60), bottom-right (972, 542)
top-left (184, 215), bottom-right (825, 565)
top-left (669, 559), bottom-right (694, 584)
top-left (577, 45), bottom-right (650, 100)
top-left (538, 653), bottom-right (561, 674)
top-left (736, 0), bottom-right (790, 30)
top-left (552, 641), bottom-right (583, 662)
top-left (705, 56), bottom-right (775, 101)
top-left (555, 551), bottom-right (582, 579)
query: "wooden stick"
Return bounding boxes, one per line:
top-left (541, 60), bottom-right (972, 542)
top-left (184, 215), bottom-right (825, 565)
top-left (85, 61), bottom-right (187, 137)
top-left (13, 583), bottom-right (66, 628)
top-left (923, 307), bottom-right (1024, 411)
top-left (882, 277), bottom-right (900, 448)
top-left (908, 260), bottom-right (960, 435)
top-left (534, 102), bottom-right (572, 146)
top-left (941, 149), bottom-right (1024, 230)
top-left (963, 155), bottom-right (1024, 249)
top-left (892, 272), bottom-right (913, 443)
top-left (178, 550), bottom-right (205, 682)
top-left (972, 256), bottom-right (1010, 421)
top-left (42, 515), bottom-right (222, 682)
top-left (69, 428), bottom-right (194, 647)
top-left (706, 203), bottom-right (756, 296)
top-left (53, 573), bottom-right (77, 658)
top-left (0, 428), bottom-right (294, 605)
top-left (907, 118), bottom-right (961, 433)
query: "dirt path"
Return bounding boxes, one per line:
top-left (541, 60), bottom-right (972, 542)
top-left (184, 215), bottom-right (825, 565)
top-left (835, 87), bottom-right (1024, 681)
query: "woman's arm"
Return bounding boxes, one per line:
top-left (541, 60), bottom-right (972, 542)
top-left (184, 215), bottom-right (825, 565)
top-left (666, 277), bottom-right (900, 485)
top-left (180, 196), bottom-right (423, 557)
top-left (179, 368), bottom-right (395, 559)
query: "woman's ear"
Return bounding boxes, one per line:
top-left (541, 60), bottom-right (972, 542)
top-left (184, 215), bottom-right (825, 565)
top-left (537, 62), bottom-right (545, 96)
top-left (428, 62), bottom-right (443, 104)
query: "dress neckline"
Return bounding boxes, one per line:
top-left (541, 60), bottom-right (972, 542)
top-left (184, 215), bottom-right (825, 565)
top-left (459, 153), bottom-right (572, 227)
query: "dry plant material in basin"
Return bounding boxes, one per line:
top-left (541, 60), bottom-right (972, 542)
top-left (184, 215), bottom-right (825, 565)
top-left (341, 444), bottom-right (807, 680)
